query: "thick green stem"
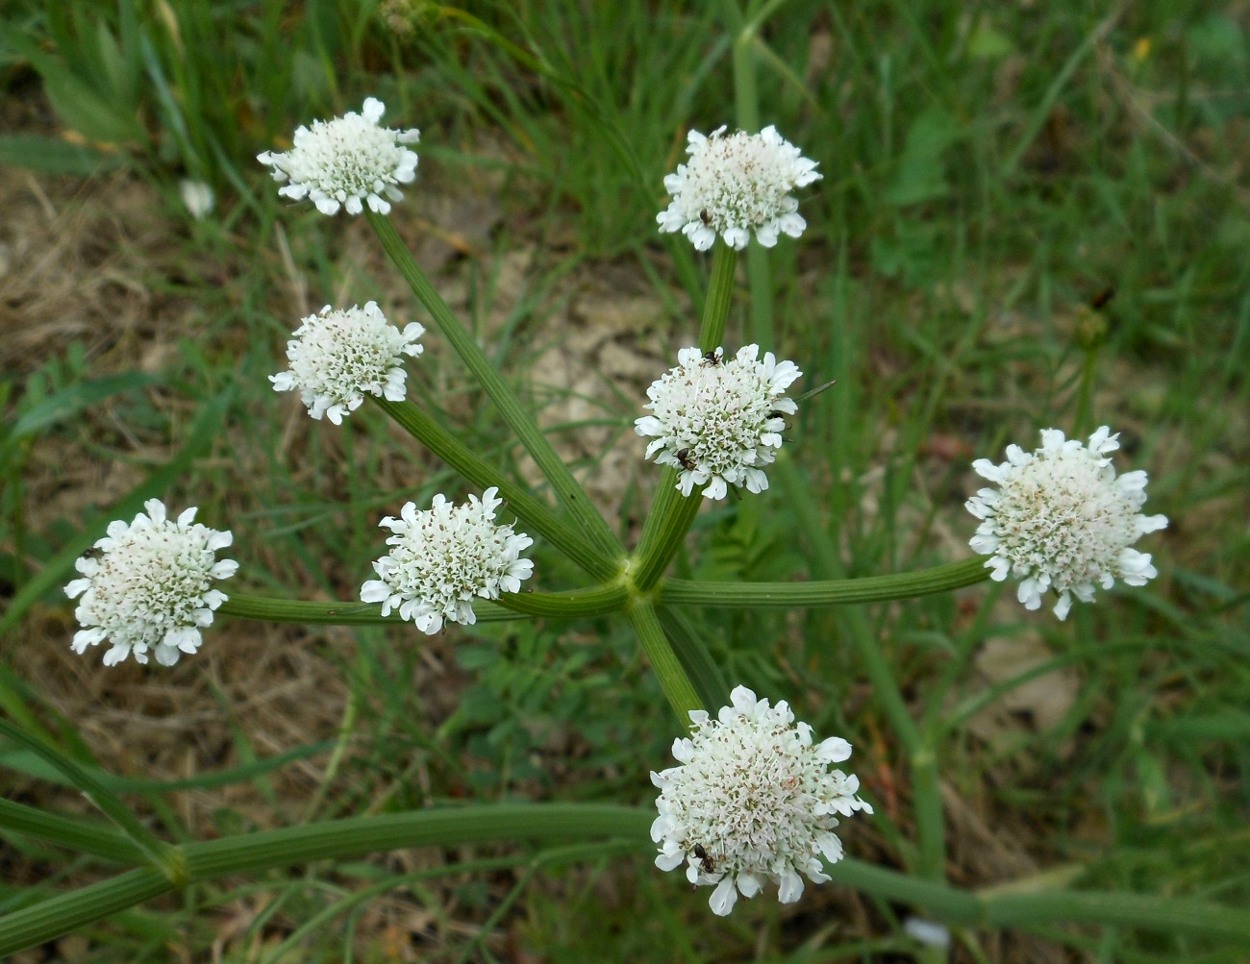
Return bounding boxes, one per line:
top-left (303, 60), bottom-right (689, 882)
top-left (0, 805), bottom-right (651, 956)
top-left (6, 821), bottom-right (1246, 957)
top-left (631, 244), bottom-right (739, 591)
top-left (371, 397), bottom-right (617, 581)
top-left (367, 212), bottom-right (623, 563)
top-left (626, 599), bottom-right (703, 724)
top-left (221, 587), bottom-right (635, 626)
top-left (0, 868), bottom-right (172, 957)
top-left (220, 593), bottom-right (524, 625)
top-left (698, 240), bottom-right (739, 352)
top-left (493, 582), bottom-right (629, 619)
top-left (654, 605), bottom-right (731, 712)
top-left (660, 558), bottom-right (990, 607)
top-left (179, 804), bottom-right (648, 878)
top-left (0, 720), bottom-right (182, 883)
top-left (629, 474), bottom-right (702, 592)
top-left (980, 887), bottom-right (1250, 937)
top-left (1072, 346), bottom-right (1100, 439)
top-left (0, 797), bottom-right (142, 864)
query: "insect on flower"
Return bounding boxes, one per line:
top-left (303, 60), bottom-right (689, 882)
top-left (767, 409), bottom-right (790, 431)
top-left (651, 685), bottom-right (872, 915)
top-left (635, 344), bottom-right (802, 500)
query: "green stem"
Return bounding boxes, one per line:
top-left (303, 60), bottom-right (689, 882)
top-left (699, 230), bottom-right (739, 352)
top-left (660, 557), bottom-right (990, 607)
top-left (219, 593), bottom-right (525, 625)
top-left (980, 887), bottom-right (1250, 938)
top-left (179, 804), bottom-right (647, 877)
top-left (493, 582), bottom-right (629, 619)
top-left (0, 867), bottom-right (172, 956)
top-left (629, 472), bottom-right (703, 592)
top-left (654, 605), bottom-right (731, 712)
top-left (631, 244), bottom-right (739, 591)
top-left (911, 743), bottom-right (946, 882)
top-left (367, 212), bottom-right (623, 563)
top-left (0, 804), bottom-right (651, 956)
top-left (220, 587), bottom-right (633, 626)
top-left (626, 599), bottom-right (703, 723)
top-left (4, 796), bottom-right (1247, 955)
top-left (0, 719), bottom-right (182, 883)
top-left (371, 397), bottom-right (618, 581)
top-left (0, 797), bottom-right (143, 864)
top-left (729, 0), bottom-right (782, 350)
top-left (1072, 346), bottom-right (1100, 439)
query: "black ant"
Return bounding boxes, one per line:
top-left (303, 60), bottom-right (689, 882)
top-left (692, 843), bottom-right (716, 873)
top-left (699, 208), bottom-right (711, 225)
top-left (675, 448), bottom-right (697, 471)
top-left (701, 349), bottom-right (722, 366)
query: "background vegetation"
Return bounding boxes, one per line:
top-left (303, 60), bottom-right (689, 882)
top-left (1, 0), bottom-right (1247, 960)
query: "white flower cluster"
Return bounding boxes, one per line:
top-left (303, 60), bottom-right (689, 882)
top-left (657, 125), bottom-right (821, 250)
top-left (65, 499), bottom-right (238, 667)
top-left (270, 302), bottom-right (425, 424)
top-left (360, 487), bottom-right (534, 633)
top-left (966, 426), bottom-right (1168, 619)
top-left (651, 685), bottom-right (872, 916)
top-left (635, 345), bottom-right (801, 500)
top-left (258, 97), bottom-right (420, 216)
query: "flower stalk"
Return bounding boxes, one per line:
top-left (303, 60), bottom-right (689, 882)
top-left (0, 719), bottom-right (182, 883)
top-left (660, 557), bottom-right (991, 607)
top-left (0, 804), bottom-right (653, 957)
top-left (371, 397), bottom-right (615, 580)
top-left (4, 796), bottom-right (1245, 956)
top-left (626, 599), bottom-right (702, 722)
top-left (367, 211), bottom-right (624, 564)
top-left (630, 243), bottom-right (737, 590)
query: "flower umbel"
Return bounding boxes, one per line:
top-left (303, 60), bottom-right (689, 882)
top-left (657, 125), bottom-right (821, 250)
top-left (966, 426), bottom-right (1169, 619)
top-left (635, 345), bottom-right (802, 500)
top-left (257, 97), bottom-right (420, 216)
top-left (65, 499), bottom-right (238, 667)
top-left (270, 302), bottom-right (425, 424)
top-left (651, 685), bottom-right (872, 916)
top-left (360, 487), bottom-right (534, 634)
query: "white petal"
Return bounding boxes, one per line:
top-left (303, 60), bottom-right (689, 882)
top-left (709, 876), bottom-right (739, 916)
